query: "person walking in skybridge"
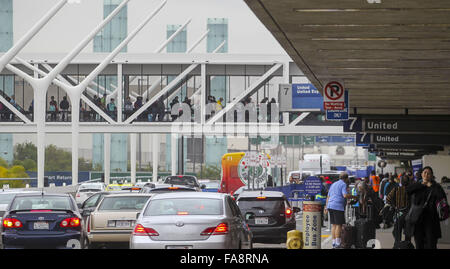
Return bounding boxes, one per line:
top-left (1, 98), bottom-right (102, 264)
top-left (324, 172), bottom-right (358, 249)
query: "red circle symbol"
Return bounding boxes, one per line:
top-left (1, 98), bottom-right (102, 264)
top-left (324, 81), bottom-right (344, 100)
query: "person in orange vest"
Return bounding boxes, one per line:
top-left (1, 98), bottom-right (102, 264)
top-left (370, 170), bottom-right (381, 194)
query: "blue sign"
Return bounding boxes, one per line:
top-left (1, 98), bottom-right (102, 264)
top-left (292, 84), bottom-right (323, 111)
top-left (412, 159), bottom-right (423, 181)
top-left (326, 90), bottom-right (349, 121)
top-left (316, 136), bottom-right (355, 144)
top-left (26, 171), bottom-right (91, 187)
top-left (304, 176), bottom-right (322, 195)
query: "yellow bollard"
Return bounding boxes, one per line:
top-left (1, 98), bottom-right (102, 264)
top-left (286, 230), bottom-right (303, 249)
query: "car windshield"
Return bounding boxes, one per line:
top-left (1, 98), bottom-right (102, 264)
top-left (98, 196), bottom-right (150, 211)
top-left (0, 193), bottom-right (17, 205)
top-left (107, 185), bottom-right (122, 191)
top-left (10, 196), bottom-right (73, 211)
top-left (237, 198), bottom-right (285, 213)
top-left (204, 182), bottom-right (219, 188)
top-left (163, 176), bottom-right (199, 187)
top-left (144, 198), bottom-right (223, 216)
top-left (79, 184), bottom-right (103, 192)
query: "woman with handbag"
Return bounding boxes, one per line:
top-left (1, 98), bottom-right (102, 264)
top-left (406, 166), bottom-right (448, 249)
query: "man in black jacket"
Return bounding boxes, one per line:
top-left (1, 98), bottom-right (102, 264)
top-left (60, 96), bottom-right (70, 121)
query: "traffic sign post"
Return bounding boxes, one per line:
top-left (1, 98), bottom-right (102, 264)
top-left (323, 80), bottom-right (345, 110)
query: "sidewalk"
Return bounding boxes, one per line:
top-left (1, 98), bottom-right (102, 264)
top-left (320, 225), bottom-right (450, 249)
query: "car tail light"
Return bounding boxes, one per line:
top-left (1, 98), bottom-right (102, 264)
top-left (285, 208), bottom-right (293, 219)
top-left (3, 218), bottom-right (23, 228)
top-left (87, 217), bottom-right (90, 233)
top-left (168, 187), bottom-right (179, 190)
top-left (133, 224), bottom-right (159, 236)
top-left (201, 223), bottom-right (228, 236)
top-left (60, 217), bottom-right (81, 228)
top-left (257, 196), bottom-right (266, 200)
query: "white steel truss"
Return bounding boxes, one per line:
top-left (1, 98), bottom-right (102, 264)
top-left (0, 1), bottom-right (345, 187)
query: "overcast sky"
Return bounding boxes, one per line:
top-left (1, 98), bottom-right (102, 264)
top-left (14, 0), bottom-right (288, 55)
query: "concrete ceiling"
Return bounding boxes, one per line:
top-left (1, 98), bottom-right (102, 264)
top-left (244, 0), bottom-right (450, 115)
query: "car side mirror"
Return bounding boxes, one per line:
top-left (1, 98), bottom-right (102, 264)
top-left (293, 207), bottom-right (301, 213)
top-left (82, 209), bottom-right (92, 217)
top-left (136, 212), bottom-right (141, 219)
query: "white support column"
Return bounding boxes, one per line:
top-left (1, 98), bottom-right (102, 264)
top-left (200, 64), bottom-right (207, 125)
top-left (71, 91), bottom-right (82, 185)
top-left (130, 133), bottom-right (137, 184)
top-left (117, 64), bottom-right (123, 123)
top-left (104, 133), bottom-right (111, 185)
top-left (171, 134), bottom-right (177, 176)
top-left (152, 134), bottom-right (159, 182)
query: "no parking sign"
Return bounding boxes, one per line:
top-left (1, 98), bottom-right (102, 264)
top-left (323, 80), bottom-right (345, 110)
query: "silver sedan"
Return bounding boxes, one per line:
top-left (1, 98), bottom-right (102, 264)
top-left (130, 192), bottom-right (252, 249)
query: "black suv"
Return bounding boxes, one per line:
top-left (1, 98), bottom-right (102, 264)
top-left (236, 190), bottom-right (300, 244)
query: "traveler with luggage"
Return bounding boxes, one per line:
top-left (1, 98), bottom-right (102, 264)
top-left (385, 175), bottom-right (412, 248)
top-left (406, 166), bottom-right (449, 249)
top-left (324, 172), bottom-right (357, 248)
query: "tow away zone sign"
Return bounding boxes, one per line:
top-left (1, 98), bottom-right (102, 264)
top-left (323, 80), bottom-right (345, 110)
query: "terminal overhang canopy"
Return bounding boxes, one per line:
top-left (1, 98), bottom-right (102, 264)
top-left (244, 0), bottom-right (450, 115)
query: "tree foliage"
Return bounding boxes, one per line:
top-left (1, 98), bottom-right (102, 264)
top-left (13, 142), bottom-right (93, 171)
top-left (197, 165), bottom-right (221, 180)
top-left (0, 157), bottom-right (30, 188)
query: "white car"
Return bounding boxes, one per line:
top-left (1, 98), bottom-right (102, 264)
top-left (130, 192), bottom-right (253, 249)
top-left (75, 182), bottom-right (106, 206)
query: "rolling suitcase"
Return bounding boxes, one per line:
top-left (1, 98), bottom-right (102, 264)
top-left (341, 224), bottom-right (356, 249)
top-left (355, 205), bottom-right (376, 249)
top-left (393, 241), bottom-right (415, 249)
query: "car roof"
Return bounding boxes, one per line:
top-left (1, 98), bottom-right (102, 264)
top-left (0, 190), bottom-right (41, 194)
top-left (151, 184), bottom-right (196, 189)
top-left (13, 192), bottom-right (72, 198)
top-left (150, 192), bottom-right (227, 200)
top-left (237, 190), bottom-right (286, 199)
top-left (102, 193), bottom-right (153, 198)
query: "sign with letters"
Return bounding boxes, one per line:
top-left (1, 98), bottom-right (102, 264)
top-left (279, 83), bottom-right (323, 112)
top-left (323, 80), bottom-right (345, 110)
top-left (326, 90), bottom-right (349, 121)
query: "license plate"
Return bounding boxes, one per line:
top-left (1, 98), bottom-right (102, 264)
top-left (255, 217), bottom-right (268, 225)
top-left (166, 245), bottom-right (193, 249)
top-left (115, 220), bottom-right (131, 228)
top-left (34, 221), bottom-right (49, 230)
